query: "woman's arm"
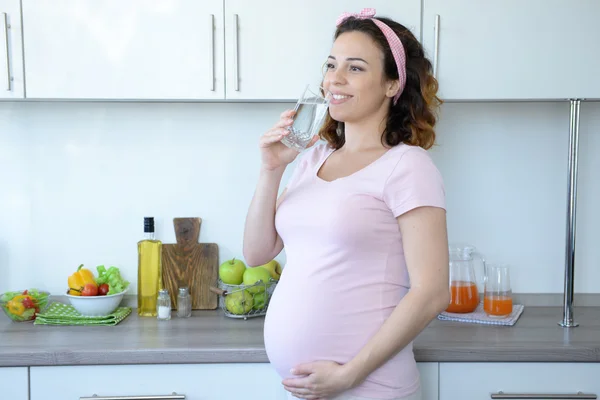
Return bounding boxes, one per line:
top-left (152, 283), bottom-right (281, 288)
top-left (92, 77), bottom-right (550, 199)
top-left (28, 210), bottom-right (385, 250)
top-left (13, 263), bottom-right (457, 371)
top-left (242, 167), bottom-right (287, 266)
top-left (282, 205), bottom-right (449, 399)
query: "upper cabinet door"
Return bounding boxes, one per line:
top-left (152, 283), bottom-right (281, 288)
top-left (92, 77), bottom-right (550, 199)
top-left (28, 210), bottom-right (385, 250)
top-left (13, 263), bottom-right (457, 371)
top-left (21, 0), bottom-right (225, 100)
top-left (423, 0), bottom-right (600, 101)
top-left (0, 0), bottom-right (24, 99)
top-left (224, 0), bottom-right (421, 101)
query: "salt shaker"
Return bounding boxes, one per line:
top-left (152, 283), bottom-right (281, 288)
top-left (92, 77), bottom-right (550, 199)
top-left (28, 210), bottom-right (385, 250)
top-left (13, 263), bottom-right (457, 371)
top-left (157, 289), bottom-right (171, 321)
top-left (177, 287), bottom-right (192, 318)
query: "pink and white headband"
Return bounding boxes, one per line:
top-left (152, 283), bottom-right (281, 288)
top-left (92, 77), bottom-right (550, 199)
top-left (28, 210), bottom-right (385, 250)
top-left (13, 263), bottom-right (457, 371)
top-left (336, 8), bottom-right (406, 105)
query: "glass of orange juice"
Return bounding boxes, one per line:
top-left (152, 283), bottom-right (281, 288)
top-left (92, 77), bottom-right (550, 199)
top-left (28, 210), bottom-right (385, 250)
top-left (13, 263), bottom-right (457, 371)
top-left (483, 264), bottom-right (513, 318)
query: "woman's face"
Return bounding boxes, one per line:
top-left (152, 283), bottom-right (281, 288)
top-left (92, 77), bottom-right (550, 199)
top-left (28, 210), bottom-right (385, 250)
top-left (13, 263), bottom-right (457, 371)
top-left (323, 30), bottom-right (396, 124)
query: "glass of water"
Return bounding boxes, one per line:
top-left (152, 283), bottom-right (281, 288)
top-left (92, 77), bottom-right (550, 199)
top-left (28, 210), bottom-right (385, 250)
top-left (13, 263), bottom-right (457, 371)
top-left (281, 84), bottom-right (331, 152)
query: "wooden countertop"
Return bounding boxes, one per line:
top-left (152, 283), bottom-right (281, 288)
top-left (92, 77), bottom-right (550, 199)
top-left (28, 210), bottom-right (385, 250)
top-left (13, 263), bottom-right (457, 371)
top-left (1, 306), bottom-right (599, 367)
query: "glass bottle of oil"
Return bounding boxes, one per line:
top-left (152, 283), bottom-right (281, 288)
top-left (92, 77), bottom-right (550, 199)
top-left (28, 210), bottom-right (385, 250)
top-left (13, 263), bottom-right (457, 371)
top-left (137, 217), bottom-right (163, 317)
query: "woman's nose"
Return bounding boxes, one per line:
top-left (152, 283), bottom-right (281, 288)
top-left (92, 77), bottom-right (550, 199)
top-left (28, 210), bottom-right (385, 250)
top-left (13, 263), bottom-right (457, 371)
top-left (326, 68), bottom-right (346, 86)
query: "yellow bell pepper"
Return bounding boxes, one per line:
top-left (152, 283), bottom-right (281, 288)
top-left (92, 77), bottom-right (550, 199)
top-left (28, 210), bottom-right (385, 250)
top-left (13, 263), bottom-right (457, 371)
top-left (7, 300), bottom-right (25, 316)
top-left (68, 264), bottom-right (97, 296)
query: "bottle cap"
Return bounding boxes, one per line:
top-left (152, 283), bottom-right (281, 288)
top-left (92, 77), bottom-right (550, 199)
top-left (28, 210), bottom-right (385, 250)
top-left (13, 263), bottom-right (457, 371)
top-left (178, 287), bottom-right (189, 296)
top-left (144, 217), bottom-right (155, 233)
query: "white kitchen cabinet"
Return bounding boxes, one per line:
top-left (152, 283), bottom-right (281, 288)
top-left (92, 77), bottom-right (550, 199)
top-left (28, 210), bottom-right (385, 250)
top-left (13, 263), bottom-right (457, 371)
top-left (439, 362), bottom-right (600, 400)
top-left (418, 362), bottom-right (439, 400)
top-left (28, 362), bottom-right (437, 400)
top-left (20, 0), bottom-right (421, 101)
top-left (224, 0), bottom-right (421, 100)
top-left (0, 367), bottom-right (28, 400)
top-left (0, 0), bottom-right (24, 99)
top-left (30, 363), bottom-right (288, 400)
top-left (422, 0), bottom-right (600, 101)
top-left (21, 0), bottom-right (225, 100)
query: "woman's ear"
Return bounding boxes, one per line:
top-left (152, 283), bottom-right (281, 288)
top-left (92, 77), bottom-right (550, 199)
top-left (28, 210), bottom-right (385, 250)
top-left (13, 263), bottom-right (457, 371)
top-left (386, 80), bottom-right (400, 99)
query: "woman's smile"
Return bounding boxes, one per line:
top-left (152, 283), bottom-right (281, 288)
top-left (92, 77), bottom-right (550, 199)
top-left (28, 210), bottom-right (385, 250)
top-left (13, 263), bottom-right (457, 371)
top-left (330, 92), bottom-right (353, 105)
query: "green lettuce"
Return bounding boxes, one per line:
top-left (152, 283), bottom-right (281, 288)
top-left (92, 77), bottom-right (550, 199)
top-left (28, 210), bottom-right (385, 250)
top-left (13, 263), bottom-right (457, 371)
top-left (96, 266), bottom-right (130, 295)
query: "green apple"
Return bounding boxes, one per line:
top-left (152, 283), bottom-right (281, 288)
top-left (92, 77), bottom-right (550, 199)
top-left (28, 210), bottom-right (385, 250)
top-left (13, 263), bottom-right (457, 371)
top-left (243, 266), bottom-right (272, 294)
top-left (252, 292), bottom-right (267, 310)
top-left (258, 260), bottom-right (282, 281)
top-left (219, 258), bottom-right (246, 285)
top-left (225, 290), bottom-right (253, 314)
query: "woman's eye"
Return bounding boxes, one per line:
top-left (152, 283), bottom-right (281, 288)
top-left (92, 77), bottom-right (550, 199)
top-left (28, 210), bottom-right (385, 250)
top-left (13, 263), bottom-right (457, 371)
top-left (325, 63), bottom-right (335, 69)
top-left (350, 65), bottom-right (363, 72)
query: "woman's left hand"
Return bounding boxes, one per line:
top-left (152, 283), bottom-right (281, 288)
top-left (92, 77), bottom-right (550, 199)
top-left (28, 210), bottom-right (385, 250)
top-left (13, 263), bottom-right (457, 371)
top-left (282, 360), bottom-right (357, 399)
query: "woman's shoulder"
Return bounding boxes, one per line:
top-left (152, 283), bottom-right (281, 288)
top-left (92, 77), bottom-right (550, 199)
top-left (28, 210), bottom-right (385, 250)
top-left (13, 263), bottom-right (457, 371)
top-left (385, 143), bottom-right (439, 171)
top-left (380, 143), bottom-right (444, 193)
top-left (382, 144), bottom-right (446, 216)
top-left (388, 142), bottom-right (432, 157)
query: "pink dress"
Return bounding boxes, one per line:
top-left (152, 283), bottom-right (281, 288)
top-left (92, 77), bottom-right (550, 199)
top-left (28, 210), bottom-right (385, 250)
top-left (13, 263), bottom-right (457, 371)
top-left (264, 142), bottom-right (446, 399)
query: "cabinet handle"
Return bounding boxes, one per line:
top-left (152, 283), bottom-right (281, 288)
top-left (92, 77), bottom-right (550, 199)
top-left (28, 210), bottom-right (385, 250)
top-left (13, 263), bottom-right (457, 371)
top-left (233, 13), bottom-right (239, 91)
top-left (1, 12), bottom-right (11, 91)
top-left (80, 393), bottom-right (185, 400)
top-left (491, 391), bottom-right (597, 399)
top-left (209, 13), bottom-right (215, 91)
top-left (433, 14), bottom-right (440, 79)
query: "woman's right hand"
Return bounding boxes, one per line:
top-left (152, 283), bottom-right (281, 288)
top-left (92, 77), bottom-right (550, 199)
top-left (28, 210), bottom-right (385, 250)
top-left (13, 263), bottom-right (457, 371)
top-left (259, 109), bottom-right (319, 171)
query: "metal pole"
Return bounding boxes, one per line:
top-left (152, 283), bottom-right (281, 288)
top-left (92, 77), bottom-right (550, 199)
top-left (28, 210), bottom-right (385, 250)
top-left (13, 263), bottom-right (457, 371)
top-left (559, 99), bottom-right (581, 328)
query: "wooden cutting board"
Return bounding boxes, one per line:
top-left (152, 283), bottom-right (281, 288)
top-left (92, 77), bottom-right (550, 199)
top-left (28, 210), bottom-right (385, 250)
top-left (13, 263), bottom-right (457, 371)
top-left (161, 217), bottom-right (219, 310)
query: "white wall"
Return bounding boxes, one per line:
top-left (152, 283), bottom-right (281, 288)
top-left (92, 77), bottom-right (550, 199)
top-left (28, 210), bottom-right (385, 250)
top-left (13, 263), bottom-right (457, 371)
top-left (431, 102), bottom-right (599, 294)
top-left (0, 101), bottom-right (598, 295)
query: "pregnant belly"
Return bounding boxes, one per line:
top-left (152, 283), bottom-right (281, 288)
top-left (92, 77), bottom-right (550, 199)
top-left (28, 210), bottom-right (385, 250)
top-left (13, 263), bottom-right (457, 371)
top-left (263, 271), bottom-right (384, 380)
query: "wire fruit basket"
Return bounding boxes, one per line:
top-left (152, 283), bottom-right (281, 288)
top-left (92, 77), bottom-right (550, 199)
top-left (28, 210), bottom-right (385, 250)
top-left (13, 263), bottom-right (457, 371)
top-left (210, 278), bottom-right (277, 320)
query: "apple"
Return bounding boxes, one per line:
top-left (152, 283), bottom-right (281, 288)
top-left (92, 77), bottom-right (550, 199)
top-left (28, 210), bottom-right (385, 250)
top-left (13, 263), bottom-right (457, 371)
top-left (252, 292), bottom-right (267, 310)
top-left (225, 290), bottom-right (254, 315)
top-left (243, 266), bottom-right (272, 294)
top-left (258, 260), bottom-right (282, 281)
top-left (219, 258), bottom-right (246, 285)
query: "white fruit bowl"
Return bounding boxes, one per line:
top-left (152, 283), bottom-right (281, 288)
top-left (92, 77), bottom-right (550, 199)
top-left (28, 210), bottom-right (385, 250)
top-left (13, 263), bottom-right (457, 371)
top-left (65, 288), bottom-right (128, 316)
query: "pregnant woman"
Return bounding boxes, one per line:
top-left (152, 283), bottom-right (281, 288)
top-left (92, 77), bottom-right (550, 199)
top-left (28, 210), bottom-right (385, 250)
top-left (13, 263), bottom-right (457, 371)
top-left (243, 8), bottom-right (450, 400)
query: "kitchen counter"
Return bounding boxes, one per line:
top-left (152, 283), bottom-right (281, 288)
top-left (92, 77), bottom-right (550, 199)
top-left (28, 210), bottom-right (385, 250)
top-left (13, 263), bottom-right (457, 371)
top-left (1, 306), bottom-right (599, 367)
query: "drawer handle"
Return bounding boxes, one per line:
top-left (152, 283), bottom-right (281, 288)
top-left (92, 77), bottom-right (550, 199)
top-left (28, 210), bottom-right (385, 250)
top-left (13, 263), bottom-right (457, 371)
top-left (491, 391), bottom-right (597, 399)
top-left (80, 393), bottom-right (185, 400)
top-left (209, 13), bottom-right (215, 91)
top-left (432, 14), bottom-right (440, 79)
top-left (1, 12), bottom-right (11, 91)
top-left (233, 13), bottom-right (239, 91)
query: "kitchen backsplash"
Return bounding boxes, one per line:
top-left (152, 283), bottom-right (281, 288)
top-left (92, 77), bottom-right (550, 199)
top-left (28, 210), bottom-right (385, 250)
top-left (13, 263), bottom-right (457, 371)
top-left (0, 101), bottom-right (598, 295)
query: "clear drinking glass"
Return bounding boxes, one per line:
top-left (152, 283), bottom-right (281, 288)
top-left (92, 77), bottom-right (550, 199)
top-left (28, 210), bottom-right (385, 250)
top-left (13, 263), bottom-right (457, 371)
top-left (483, 264), bottom-right (513, 318)
top-left (281, 84), bottom-right (331, 152)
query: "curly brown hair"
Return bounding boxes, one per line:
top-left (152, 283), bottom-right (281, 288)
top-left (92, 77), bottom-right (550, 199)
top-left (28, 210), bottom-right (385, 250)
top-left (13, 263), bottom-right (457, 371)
top-left (319, 16), bottom-right (442, 150)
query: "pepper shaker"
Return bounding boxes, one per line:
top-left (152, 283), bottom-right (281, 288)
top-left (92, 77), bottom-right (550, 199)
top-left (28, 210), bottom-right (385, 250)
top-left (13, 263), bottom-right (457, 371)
top-left (157, 289), bottom-right (171, 320)
top-left (177, 287), bottom-right (192, 318)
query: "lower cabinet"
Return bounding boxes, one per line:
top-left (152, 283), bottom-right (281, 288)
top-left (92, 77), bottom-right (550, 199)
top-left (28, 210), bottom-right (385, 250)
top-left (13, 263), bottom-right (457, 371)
top-left (439, 363), bottom-right (600, 400)
top-left (0, 367), bottom-right (28, 400)
top-left (30, 363), bottom-right (288, 400)
top-left (31, 361), bottom-right (600, 400)
top-left (28, 362), bottom-right (439, 400)
top-left (418, 362), bottom-right (439, 400)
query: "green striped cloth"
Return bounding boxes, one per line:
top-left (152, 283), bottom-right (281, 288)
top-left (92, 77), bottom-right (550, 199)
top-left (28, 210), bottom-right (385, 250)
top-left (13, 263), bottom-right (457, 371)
top-left (34, 302), bottom-right (132, 326)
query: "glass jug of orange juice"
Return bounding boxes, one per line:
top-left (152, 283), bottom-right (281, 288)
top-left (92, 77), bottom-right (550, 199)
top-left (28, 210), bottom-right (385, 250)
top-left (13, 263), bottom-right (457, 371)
top-left (446, 244), bottom-right (486, 313)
